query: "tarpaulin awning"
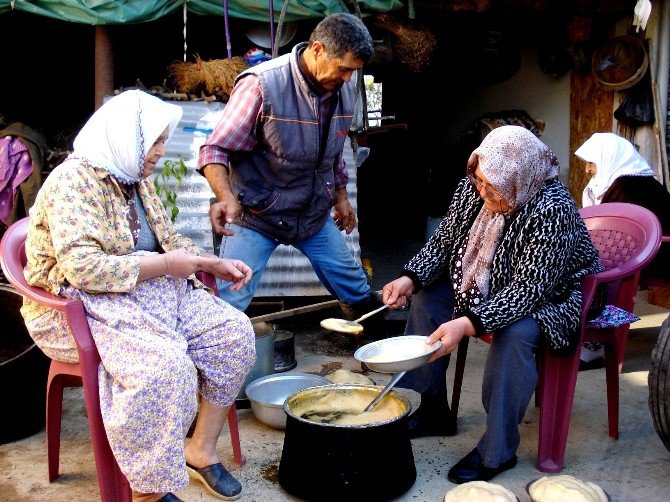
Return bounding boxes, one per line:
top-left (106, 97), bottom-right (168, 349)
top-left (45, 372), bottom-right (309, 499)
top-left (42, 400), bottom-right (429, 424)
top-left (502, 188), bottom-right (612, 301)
top-left (0, 0), bottom-right (402, 24)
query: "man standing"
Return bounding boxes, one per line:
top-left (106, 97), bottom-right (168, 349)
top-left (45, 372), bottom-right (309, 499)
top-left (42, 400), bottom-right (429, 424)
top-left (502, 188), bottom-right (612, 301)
top-left (198, 13), bottom-right (381, 324)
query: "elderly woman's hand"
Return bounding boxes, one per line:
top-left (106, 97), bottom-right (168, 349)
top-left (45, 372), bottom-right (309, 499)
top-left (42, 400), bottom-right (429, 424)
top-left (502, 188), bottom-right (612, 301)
top-left (427, 316), bottom-right (476, 361)
top-left (163, 249), bottom-right (201, 278)
top-left (382, 276), bottom-right (415, 309)
top-left (206, 258), bottom-right (253, 291)
top-left (139, 252), bottom-right (253, 290)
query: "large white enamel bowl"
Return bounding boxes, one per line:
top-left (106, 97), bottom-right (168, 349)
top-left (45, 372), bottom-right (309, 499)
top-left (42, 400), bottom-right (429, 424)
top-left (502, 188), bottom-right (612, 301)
top-left (354, 335), bottom-right (441, 374)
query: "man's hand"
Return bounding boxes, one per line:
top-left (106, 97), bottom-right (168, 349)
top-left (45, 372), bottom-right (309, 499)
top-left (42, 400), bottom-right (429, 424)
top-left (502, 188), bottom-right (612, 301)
top-left (332, 188), bottom-right (356, 234)
top-left (382, 276), bottom-right (415, 309)
top-left (427, 317), bottom-right (476, 361)
top-left (202, 163), bottom-right (240, 236)
top-left (209, 195), bottom-right (241, 236)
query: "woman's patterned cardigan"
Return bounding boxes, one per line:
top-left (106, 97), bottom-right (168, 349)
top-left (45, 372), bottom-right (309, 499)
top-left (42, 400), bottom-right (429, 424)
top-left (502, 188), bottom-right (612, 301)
top-left (403, 178), bottom-right (602, 354)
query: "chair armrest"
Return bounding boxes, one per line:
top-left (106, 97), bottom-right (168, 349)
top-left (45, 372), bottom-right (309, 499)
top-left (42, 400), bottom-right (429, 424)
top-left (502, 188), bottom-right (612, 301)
top-left (11, 278), bottom-right (98, 356)
top-left (195, 270), bottom-right (220, 296)
top-left (588, 266), bottom-right (637, 285)
top-left (11, 279), bottom-right (71, 312)
top-left (580, 274), bottom-right (599, 325)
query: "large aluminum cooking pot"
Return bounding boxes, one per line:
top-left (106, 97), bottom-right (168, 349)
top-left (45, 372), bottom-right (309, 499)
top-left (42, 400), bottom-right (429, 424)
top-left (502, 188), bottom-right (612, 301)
top-left (278, 384), bottom-right (416, 501)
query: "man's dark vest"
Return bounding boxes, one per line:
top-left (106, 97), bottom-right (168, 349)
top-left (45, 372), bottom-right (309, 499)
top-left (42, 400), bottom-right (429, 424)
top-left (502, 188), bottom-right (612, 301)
top-left (230, 42), bottom-right (356, 244)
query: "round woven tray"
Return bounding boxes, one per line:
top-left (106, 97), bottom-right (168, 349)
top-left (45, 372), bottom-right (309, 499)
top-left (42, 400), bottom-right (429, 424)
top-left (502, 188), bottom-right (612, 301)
top-left (592, 35), bottom-right (648, 91)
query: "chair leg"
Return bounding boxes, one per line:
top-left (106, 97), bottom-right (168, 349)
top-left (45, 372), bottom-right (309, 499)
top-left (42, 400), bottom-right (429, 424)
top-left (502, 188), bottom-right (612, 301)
top-left (536, 347), bottom-right (581, 473)
top-left (228, 404), bottom-right (246, 466)
top-left (450, 337), bottom-right (470, 418)
top-left (46, 371), bottom-right (66, 482)
top-left (604, 343), bottom-right (620, 439)
top-left (535, 352), bottom-right (543, 408)
top-left (46, 364), bottom-right (83, 483)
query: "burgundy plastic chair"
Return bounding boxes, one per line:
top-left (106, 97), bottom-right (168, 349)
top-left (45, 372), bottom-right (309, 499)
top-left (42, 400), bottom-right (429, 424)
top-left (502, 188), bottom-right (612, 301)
top-left (0, 217), bottom-right (244, 501)
top-left (450, 202), bottom-right (662, 473)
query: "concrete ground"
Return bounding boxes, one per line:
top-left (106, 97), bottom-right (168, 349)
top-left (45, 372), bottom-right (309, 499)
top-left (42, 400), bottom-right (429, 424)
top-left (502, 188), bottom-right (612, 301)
top-left (1, 290), bottom-right (669, 502)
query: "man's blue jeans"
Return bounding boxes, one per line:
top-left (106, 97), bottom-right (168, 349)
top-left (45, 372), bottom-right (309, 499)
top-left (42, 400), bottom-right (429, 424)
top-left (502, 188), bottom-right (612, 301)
top-left (216, 218), bottom-right (370, 311)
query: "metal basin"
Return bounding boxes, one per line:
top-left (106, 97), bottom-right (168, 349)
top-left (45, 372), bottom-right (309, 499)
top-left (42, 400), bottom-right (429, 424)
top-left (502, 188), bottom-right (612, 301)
top-left (245, 372), bottom-right (331, 429)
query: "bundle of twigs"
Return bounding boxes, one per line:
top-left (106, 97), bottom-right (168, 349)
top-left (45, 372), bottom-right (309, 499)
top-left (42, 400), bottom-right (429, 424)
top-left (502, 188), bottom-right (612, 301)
top-left (372, 13), bottom-right (437, 72)
top-left (168, 55), bottom-right (248, 100)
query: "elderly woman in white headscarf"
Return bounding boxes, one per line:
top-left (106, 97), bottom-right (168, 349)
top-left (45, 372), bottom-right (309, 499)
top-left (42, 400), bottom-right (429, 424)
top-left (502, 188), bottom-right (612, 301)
top-left (382, 126), bottom-right (602, 484)
top-left (22, 90), bottom-right (255, 502)
top-left (575, 132), bottom-right (670, 369)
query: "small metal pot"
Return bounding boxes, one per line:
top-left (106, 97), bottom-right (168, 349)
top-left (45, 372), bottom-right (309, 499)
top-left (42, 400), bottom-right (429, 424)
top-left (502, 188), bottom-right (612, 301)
top-left (279, 385), bottom-right (416, 501)
top-left (273, 329), bottom-right (296, 372)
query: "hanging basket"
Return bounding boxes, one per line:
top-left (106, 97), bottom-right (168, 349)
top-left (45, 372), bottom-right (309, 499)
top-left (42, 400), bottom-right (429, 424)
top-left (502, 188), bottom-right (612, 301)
top-left (592, 35), bottom-right (648, 91)
top-left (168, 56), bottom-right (248, 99)
top-left (372, 14), bottom-right (437, 72)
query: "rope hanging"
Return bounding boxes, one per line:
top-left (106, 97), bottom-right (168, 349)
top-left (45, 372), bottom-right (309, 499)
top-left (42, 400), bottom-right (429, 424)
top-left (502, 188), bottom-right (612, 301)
top-left (183, 0), bottom-right (188, 62)
top-left (268, 0), bottom-right (276, 59)
top-left (223, 0), bottom-right (233, 59)
top-left (273, 0), bottom-right (292, 59)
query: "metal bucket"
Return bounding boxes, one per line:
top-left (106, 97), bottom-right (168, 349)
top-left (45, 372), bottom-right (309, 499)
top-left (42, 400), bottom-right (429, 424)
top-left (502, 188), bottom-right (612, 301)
top-left (237, 321), bottom-right (276, 400)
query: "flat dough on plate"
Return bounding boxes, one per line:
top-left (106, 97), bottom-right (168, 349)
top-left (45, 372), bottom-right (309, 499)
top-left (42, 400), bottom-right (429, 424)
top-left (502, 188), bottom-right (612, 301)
top-left (325, 369), bottom-right (374, 385)
top-left (529, 475), bottom-right (607, 502)
top-left (444, 480), bottom-right (516, 502)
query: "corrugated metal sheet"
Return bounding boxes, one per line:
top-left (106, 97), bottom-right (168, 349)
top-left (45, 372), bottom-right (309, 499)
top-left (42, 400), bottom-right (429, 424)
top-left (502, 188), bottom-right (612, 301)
top-left (159, 101), bottom-right (361, 297)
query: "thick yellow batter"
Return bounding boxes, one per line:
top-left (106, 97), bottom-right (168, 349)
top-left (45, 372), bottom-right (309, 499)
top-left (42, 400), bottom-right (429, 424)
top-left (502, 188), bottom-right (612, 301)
top-left (289, 387), bottom-right (406, 426)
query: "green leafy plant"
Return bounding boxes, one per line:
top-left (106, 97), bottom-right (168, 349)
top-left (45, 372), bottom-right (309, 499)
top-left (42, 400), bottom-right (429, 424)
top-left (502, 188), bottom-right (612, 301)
top-left (154, 157), bottom-right (188, 222)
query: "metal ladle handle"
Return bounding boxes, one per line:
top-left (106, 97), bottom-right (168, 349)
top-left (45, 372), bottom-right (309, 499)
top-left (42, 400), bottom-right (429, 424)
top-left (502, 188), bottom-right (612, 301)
top-left (354, 304), bottom-right (388, 323)
top-left (363, 371), bottom-right (406, 413)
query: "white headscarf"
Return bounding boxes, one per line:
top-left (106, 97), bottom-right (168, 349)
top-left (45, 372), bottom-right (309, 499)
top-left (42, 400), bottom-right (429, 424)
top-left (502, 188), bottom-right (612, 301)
top-left (71, 90), bottom-right (182, 183)
top-left (575, 133), bottom-right (654, 207)
top-left (460, 125), bottom-right (560, 297)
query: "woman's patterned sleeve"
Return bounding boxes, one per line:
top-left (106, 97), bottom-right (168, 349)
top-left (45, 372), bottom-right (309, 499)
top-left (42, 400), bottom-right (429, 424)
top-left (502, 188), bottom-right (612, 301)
top-left (46, 166), bottom-right (141, 293)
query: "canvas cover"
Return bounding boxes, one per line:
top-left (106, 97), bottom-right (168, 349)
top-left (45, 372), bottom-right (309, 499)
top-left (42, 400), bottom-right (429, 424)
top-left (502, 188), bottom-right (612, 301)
top-left (0, 0), bottom-right (400, 24)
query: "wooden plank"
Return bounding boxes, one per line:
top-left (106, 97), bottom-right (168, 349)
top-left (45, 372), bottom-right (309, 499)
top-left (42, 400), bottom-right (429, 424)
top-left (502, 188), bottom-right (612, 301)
top-left (250, 299), bottom-right (340, 324)
top-left (569, 69), bottom-right (614, 203)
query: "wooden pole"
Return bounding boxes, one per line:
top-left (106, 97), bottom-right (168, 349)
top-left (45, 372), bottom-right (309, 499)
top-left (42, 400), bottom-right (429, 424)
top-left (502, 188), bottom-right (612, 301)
top-left (94, 26), bottom-right (114, 110)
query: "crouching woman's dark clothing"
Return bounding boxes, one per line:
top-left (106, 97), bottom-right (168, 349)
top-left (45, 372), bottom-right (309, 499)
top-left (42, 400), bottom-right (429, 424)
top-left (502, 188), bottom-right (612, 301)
top-left (399, 175), bottom-right (602, 468)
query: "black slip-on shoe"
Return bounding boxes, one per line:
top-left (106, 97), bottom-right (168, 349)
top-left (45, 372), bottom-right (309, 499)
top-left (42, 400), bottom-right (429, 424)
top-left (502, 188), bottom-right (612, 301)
top-left (447, 448), bottom-right (517, 484)
top-left (158, 494), bottom-right (184, 502)
top-left (186, 462), bottom-right (242, 500)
